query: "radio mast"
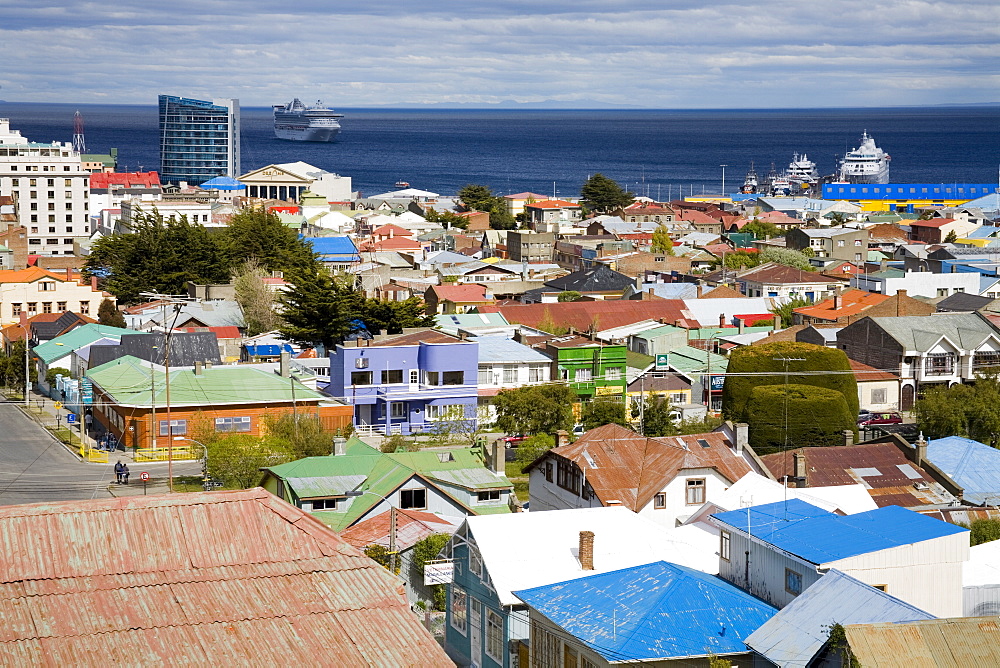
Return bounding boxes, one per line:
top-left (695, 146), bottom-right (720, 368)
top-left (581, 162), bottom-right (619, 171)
top-left (72, 111), bottom-right (86, 153)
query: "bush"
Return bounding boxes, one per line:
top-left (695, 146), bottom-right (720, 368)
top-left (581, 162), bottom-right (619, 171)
top-left (722, 342), bottom-right (859, 422)
top-left (746, 384), bottom-right (856, 454)
top-left (962, 519), bottom-right (1000, 546)
top-left (581, 396), bottom-right (630, 430)
top-left (381, 433), bottom-right (410, 453)
top-left (45, 367), bottom-right (72, 386)
top-left (207, 434), bottom-right (295, 488)
top-left (516, 434), bottom-right (556, 468)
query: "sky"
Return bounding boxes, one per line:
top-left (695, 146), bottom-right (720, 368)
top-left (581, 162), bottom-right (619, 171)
top-left (2, 1), bottom-right (999, 108)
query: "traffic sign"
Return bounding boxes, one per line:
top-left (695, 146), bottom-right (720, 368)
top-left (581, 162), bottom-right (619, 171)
top-left (54, 401), bottom-right (62, 410)
top-left (66, 413), bottom-right (77, 424)
top-left (139, 472), bottom-right (150, 482)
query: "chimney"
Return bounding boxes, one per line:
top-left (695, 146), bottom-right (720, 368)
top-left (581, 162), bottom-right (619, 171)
top-left (579, 531), bottom-right (595, 571)
top-left (555, 429), bottom-right (569, 449)
top-left (697, 285), bottom-right (704, 298)
top-left (332, 437), bottom-right (347, 456)
top-left (896, 289), bottom-right (907, 299)
top-left (489, 439), bottom-right (504, 474)
top-left (772, 313), bottom-right (782, 331)
top-left (738, 318), bottom-right (745, 334)
top-left (204, 360), bottom-right (213, 370)
top-left (279, 351), bottom-right (291, 378)
top-left (635, 275), bottom-right (643, 290)
top-left (843, 429), bottom-right (854, 447)
top-left (719, 313), bottom-right (726, 327)
top-left (459, 330), bottom-right (468, 341)
top-left (880, 259), bottom-right (888, 271)
top-left (65, 267), bottom-right (73, 281)
top-left (194, 361), bottom-right (203, 375)
top-left (914, 432), bottom-right (927, 466)
top-left (833, 289), bottom-right (842, 310)
top-left (734, 423), bottom-right (748, 454)
top-left (91, 276), bottom-right (98, 290)
top-left (793, 452), bottom-right (807, 487)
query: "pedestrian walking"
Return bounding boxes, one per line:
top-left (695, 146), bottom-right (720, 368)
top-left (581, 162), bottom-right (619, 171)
top-left (114, 460), bottom-right (124, 484)
top-left (122, 463), bottom-right (130, 485)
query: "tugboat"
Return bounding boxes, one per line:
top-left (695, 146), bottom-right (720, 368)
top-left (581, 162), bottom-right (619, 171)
top-left (764, 163), bottom-right (791, 196)
top-left (740, 163), bottom-right (759, 194)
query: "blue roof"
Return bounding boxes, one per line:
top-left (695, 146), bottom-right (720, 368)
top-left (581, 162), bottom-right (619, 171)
top-left (199, 175), bottom-right (245, 190)
top-left (475, 336), bottom-right (550, 364)
top-left (513, 561), bottom-right (777, 662)
top-left (711, 499), bottom-right (967, 564)
top-left (745, 570), bottom-right (934, 667)
top-left (926, 436), bottom-right (1000, 506)
top-left (304, 236), bottom-right (360, 259)
top-left (245, 343), bottom-right (294, 357)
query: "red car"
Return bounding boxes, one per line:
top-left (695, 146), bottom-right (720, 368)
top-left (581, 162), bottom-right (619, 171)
top-left (502, 434), bottom-right (528, 447)
top-left (857, 412), bottom-right (903, 426)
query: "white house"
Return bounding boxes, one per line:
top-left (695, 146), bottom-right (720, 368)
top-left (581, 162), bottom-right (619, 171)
top-left (0, 268), bottom-right (111, 326)
top-left (712, 499), bottom-right (969, 617)
top-left (851, 270), bottom-right (983, 298)
top-left (524, 422), bottom-right (769, 529)
top-left (475, 336), bottom-right (551, 421)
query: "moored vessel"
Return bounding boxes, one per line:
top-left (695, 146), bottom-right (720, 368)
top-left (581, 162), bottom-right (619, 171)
top-left (273, 99), bottom-right (343, 142)
top-left (838, 131), bottom-right (890, 184)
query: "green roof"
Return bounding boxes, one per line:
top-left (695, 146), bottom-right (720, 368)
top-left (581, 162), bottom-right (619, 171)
top-left (33, 323), bottom-right (135, 365)
top-left (86, 355), bottom-right (327, 407)
top-left (666, 345), bottom-right (728, 375)
top-left (265, 437), bottom-right (512, 531)
top-left (626, 350), bottom-right (654, 371)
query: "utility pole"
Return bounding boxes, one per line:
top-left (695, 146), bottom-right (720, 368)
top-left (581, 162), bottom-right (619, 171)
top-left (389, 506), bottom-right (398, 574)
top-left (720, 164), bottom-right (728, 197)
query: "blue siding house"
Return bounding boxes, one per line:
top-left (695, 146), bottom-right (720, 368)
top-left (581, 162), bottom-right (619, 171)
top-left (327, 329), bottom-right (479, 435)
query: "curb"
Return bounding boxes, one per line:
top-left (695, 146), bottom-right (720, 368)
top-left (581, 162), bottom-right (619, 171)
top-left (10, 402), bottom-right (87, 462)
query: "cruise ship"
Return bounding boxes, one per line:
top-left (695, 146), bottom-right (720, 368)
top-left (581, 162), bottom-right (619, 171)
top-left (838, 131), bottom-right (890, 184)
top-left (786, 153), bottom-right (819, 191)
top-left (272, 99), bottom-right (343, 142)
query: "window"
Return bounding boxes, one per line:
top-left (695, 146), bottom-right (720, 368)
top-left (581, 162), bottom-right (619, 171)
top-left (478, 367), bottom-right (492, 385)
top-left (653, 492), bottom-right (666, 509)
top-left (79, 301), bottom-right (89, 315)
top-left (871, 388), bottom-right (887, 404)
top-left (477, 490), bottom-right (501, 503)
top-left (469, 549), bottom-right (482, 578)
top-left (605, 367), bottom-right (622, 381)
top-left (486, 610), bottom-right (504, 663)
top-left (380, 369), bottom-right (403, 384)
top-left (557, 460), bottom-right (581, 495)
top-left (48, 227), bottom-right (56, 233)
top-left (350, 371), bottom-right (372, 385)
top-left (854, 239), bottom-right (863, 246)
top-left (685, 478), bottom-right (705, 505)
top-left (62, 238), bottom-right (73, 245)
top-left (531, 622), bottom-right (560, 667)
top-left (400, 488), bottom-right (427, 509)
top-left (974, 351), bottom-right (1000, 369)
top-left (785, 568), bottom-right (803, 596)
top-left (529, 365), bottom-right (546, 383)
top-left (27, 303), bottom-right (37, 315)
top-left (925, 353), bottom-right (954, 376)
top-left (42, 302), bottom-right (52, 314)
top-left (11, 304), bottom-right (21, 317)
top-left (450, 588), bottom-right (467, 635)
top-left (38, 281), bottom-right (56, 291)
top-left (427, 404), bottom-right (463, 421)
top-left (158, 419), bottom-right (187, 436)
top-left (409, 369), bottom-right (418, 384)
top-left (721, 530), bottom-right (731, 561)
top-left (442, 370), bottom-right (464, 385)
top-left (389, 401), bottom-right (406, 419)
top-left (575, 368), bottom-right (592, 382)
top-left (545, 461), bottom-right (553, 482)
top-left (310, 498), bottom-right (339, 510)
top-left (28, 239), bottom-right (40, 245)
top-left (503, 366), bottom-right (517, 384)
top-left (424, 371), bottom-right (439, 385)
top-left (837, 240), bottom-right (845, 247)
top-left (215, 416), bottom-right (251, 432)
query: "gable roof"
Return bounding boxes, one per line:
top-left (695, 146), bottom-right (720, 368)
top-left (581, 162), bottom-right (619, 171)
top-left (745, 569), bottom-right (935, 667)
top-left (338, 508), bottom-right (461, 550)
top-left (843, 616), bottom-right (1000, 667)
top-left (530, 423), bottom-right (754, 511)
top-left (739, 263), bottom-right (832, 285)
top-left (865, 313), bottom-right (1000, 353)
top-left (542, 264), bottom-right (635, 293)
top-left (926, 436), bottom-right (1000, 505)
top-left (0, 488), bottom-right (451, 665)
top-left (427, 283), bottom-right (491, 302)
top-left (794, 289), bottom-right (891, 320)
top-left (475, 336), bottom-right (551, 363)
top-left (712, 500), bottom-right (967, 565)
top-left (513, 561), bottom-right (777, 662)
top-left (87, 331), bottom-right (222, 369)
top-left (33, 323), bottom-right (136, 365)
top-left (487, 299), bottom-right (688, 333)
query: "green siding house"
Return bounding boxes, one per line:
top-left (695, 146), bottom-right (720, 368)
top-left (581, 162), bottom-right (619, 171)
top-left (535, 335), bottom-right (628, 400)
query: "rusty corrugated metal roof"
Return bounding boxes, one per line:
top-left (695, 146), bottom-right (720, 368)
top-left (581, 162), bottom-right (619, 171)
top-left (0, 489), bottom-right (452, 666)
top-left (844, 616), bottom-right (1000, 666)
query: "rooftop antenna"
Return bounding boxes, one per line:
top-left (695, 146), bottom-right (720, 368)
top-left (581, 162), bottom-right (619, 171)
top-left (72, 111), bottom-right (86, 153)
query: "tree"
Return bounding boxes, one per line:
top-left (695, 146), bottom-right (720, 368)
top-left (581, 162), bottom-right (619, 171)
top-left (233, 258), bottom-right (283, 336)
top-left (45, 367), bottom-right (72, 386)
top-left (557, 291), bottom-right (582, 303)
top-left (581, 396), bottom-right (630, 430)
top-left (960, 519), bottom-right (1000, 546)
top-left (915, 373), bottom-right (1000, 447)
top-left (363, 544), bottom-right (401, 575)
top-left (722, 342), bottom-right (860, 424)
top-left (278, 268), bottom-right (364, 349)
top-left (493, 384), bottom-right (577, 436)
top-left (358, 296), bottom-right (435, 334)
top-left (742, 220), bottom-right (780, 240)
top-left (800, 246), bottom-right (817, 258)
top-left (651, 224), bottom-right (675, 255)
top-left (827, 212), bottom-right (848, 226)
top-left (944, 229), bottom-right (959, 243)
top-left (580, 174), bottom-right (634, 213)
top-left (516, 434), bottom-right (556, 468)
top-left (206, 434), bottom-right (294, 488)
top-left (97, 298), bottom-right (126, 328)
top-left (260, 413), bottom-right (334, 459)
top-left (759, 247), bottom-right (814, 271)
top-left (716, 250), bottom-right (762, 270)
top-left (223, 207), bottom-right (318, 275)
top-left (639, 396), bottom-right (678, 437)
top-left (457, 184), bottom-right (516, 230)
top-left (412, 533), bottom-right (451, 610)
top-left (770, 296), bottom-right (814, 328)
top-left (746, 384), bottom-right (857, 454)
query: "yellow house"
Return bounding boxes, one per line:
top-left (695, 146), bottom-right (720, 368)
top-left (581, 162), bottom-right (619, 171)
top-left (0, 268), bottom-right (112, 326)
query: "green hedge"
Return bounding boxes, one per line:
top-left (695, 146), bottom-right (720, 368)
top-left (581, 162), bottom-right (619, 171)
top-left (746, 384), bottom-right (857, 454)
top-left (722, 342), bottom-right (859, 421)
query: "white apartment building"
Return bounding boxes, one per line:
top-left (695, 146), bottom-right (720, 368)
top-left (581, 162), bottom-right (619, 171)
top-left (0, 267), bottom-right (111, 325)
top-left (0, 119), bottom-right (91, 257)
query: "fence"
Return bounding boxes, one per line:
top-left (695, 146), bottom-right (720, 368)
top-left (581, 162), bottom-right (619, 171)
top-left (134, 445), bottom-right (201, 462)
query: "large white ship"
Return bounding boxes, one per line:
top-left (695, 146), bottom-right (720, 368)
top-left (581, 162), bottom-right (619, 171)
top-left (838, 131), bottom-right (890, 184)
top-left (272, 99), bottom-right (343, 142)
top-left (786, 152), bottom-right (818, 191)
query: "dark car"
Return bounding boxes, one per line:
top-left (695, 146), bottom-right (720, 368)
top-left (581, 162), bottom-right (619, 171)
top-left (857, 412), bottom-right (903, 426)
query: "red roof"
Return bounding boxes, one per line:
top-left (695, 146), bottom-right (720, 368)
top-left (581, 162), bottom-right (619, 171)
top-left (358, 236), bottom-right (422, 252)
top-left (0, 488), bottom-right (451, 664)
top-left (525, 199), bottom-right (580, 209)
top-left (429, 283), bottom-right (492, 302)
top-left (911, 218), bottom-right (954, 228)
top-left (850, 359), bottom-right (898, 381)
top-left (371, 223), bottom-right (413, 237)
top-left (179, 325), bottom-right (242, 339)
top-left (339, 509), bottom-right (458, 550)
top-left (486, 299), bottom-right (689, 333)
top-left (89, 171), bottom-right (161, 189)
top-left (793, 289), bottom-right (890, 320)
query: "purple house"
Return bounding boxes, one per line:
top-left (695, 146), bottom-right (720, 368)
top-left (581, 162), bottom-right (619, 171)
top-left (327, 329), bottom-right (479, 435)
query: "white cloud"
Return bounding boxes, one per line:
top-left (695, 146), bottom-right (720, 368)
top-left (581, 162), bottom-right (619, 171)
top-left (0, 0), bottom-right (997, 106)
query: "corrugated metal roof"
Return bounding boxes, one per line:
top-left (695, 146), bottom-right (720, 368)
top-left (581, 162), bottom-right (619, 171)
top-left (745, 569), bottom-right (934, 667)
top-left (712, 500), bottom-right (968, 565)
top-left (475, 336), bottom-right (551, 363)
top-left (0, 489), bottom-right (451, 665)
top-left (926, 436), bottom-right (1000, 506)
top-left (513, 561), bottom-right (777, 662)
top-left (844, 616), bottom-right (1000, 666)
top-left (33, 323), bottom-right (134, 364)
top-left (339, 509), bottom-right (461, 549)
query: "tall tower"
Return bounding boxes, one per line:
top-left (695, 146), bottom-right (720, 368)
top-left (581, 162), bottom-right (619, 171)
top-left (72, 111), bottom-right (86, 153)
top-left (158, 95), bottom-right (240, 185)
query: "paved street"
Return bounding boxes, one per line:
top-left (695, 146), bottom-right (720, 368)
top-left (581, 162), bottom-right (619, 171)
top-left (0, 399), bottom-right (199, 506)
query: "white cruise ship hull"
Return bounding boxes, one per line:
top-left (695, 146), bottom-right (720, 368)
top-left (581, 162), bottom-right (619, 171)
top-left (274, 123), bottom-right (341, 142)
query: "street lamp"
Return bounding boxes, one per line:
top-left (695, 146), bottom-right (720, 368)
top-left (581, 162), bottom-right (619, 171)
top-left (720, 164), bottom-right (728, 197)
top-left (344, 490), bottom-right (399, 573)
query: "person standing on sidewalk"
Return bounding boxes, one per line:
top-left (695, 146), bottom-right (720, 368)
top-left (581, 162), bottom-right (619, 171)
top-left (121, 463), bottom-right (130, 485)
top-left (114, 460), bottom-right (124, 484)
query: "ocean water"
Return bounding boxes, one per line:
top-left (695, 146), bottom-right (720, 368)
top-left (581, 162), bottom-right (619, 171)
top-left (1, 102), bottom-right (997, 199)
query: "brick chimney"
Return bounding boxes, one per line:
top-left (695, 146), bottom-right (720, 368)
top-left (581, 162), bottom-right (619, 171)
top-left (719, 313), bottom-right (726, 327)
top-left (91, 276), bottom-right (98, 290)
top-left (579, 531), bottom-right (595, 570)
top-left (833, 288), bottom-right (842, 310)
top-left (793, 452), bottom-right (807, 484)
top-left (772, 313), bottom-right (782, 330)
top-left (696, 285), bottom-right (704, 298)
top-left (914, 432), bottom-right (927, 467)
top-left (65, 267), bottom-right (73, 281)
top-left (555, 430), bottom-right (569, 448)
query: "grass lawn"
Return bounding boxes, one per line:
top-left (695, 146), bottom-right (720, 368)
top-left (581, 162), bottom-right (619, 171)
top-left (172, 475), bottom-right (240, 493)
top-left (505, 459), bottom-right (529, 503)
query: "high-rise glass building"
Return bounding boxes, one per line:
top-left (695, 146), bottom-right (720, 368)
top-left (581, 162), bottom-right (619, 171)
top-left (158, 95), bottom-right (240, 185)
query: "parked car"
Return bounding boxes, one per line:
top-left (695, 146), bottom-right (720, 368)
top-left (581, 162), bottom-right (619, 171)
top-left (502, 434), bottom-right (528, 447)
top-left (858, 412), bottom-right (903, 426)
